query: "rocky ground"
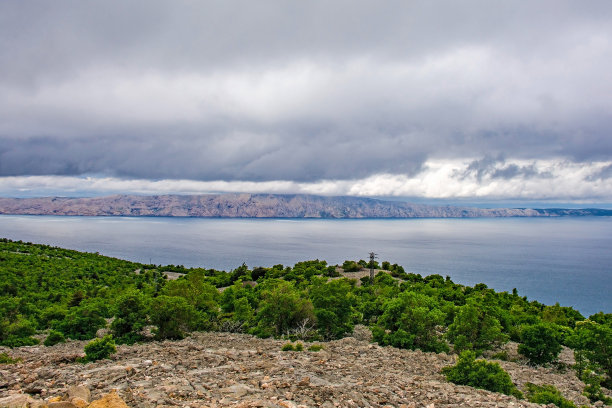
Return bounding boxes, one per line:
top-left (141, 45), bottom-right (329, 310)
top-left (0, 329), bottom-right (604, 408)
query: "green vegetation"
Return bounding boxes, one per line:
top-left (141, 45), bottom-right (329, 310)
top-left (83, 334), bottom-right (116, 362)
top-left (524, 383), bottom-right (577, 408)
top-left (281, 342), bottom-right (304, 351)
top-left (44, 329), bottom-right (66, 346)
top-left (1, 238), bottom-right (611, 399)
top-left (0, 352), bottom-right (20, 364)
top-left (518, 323), bottom-right (562, 366)
top-left (442, 350), bottom-right (523, 398)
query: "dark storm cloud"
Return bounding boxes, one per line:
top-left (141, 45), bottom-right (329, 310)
top-left (457, 155), bottom-right (552, 181)
top-left (1, 1), bottom-right (611, 183)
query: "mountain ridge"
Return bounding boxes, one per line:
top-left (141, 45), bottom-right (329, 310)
top-left (0, 193), bottom-right (611, 218)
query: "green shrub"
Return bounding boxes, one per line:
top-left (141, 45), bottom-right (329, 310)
top-left (518, 323), bottom-right (562, 366)
top-left (491, 350), bottom-right (509, 361)
top-left (569, 320), bottom-right (612, 386)
top-left (55, 304), bottom-right (106, 340)
top-left (342, 260), bottom-right (360, 272)
top-left (442, 350), bottom-right (523, 399)
top-left (83, 335), bottom-right (116, 362)
top-left (447, 303), bottom-right (508, 354)
top-left (524, 383), bottom-right (577, 408)
top-left (308, 344), bottom-right (324, 352)
top-left (110, 290), bottom-right (148, 344)
top-left (150, 295), bottom-right (198, 340)
top-left (294, 342), bottom-right (304, 351)
top-left (580, 371), bottom-right (612, 405)
top-left (281, 342), bottom-right (295, 351)
top-left (44, 330), bottom-right (66, 347)
top-left (0, 352), bottom-right (20, 364)
top-left (375, 292), bottom-right (449, 353)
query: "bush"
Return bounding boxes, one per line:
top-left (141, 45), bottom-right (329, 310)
top-left (580, 371), bottom-right (612, 405)
top-left (342, 260), bottom-right (360, 272)
top-left (308, 344), bottom-right (324, 352)
top-left (375, 292), bottom-right (449, 353)
top-left (524, 383), bottom-right (577, 408)
top-left (281, 342), bottom-right (304, 351)
top-left (110, 290), bottom-right (148, 344)
top-left (150, 295), bottom-right (198, 340)
top-left (55, 304), bottom-right (106, 340)
top-left (442, 351), bottom-right (523, 399)
top-left (0, 352), bottom-right (20, 364)
top-left (281, 342), bottom-right (295, 351)
top-left (44, 330), bottom-right (66, 346)
top-left (569, 320), bottom-right (612, 386)
top-left (447, 303), bottom-right (508, 354)
top-left (83, 335), bottom-right (116, 362)
top-left (518, 323), bottom-right (562, 366)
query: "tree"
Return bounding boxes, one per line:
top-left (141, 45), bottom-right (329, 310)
top-left (83, 335), bottom-right (116, 362)
top-left (442, 350), bottom-right (523, 398)
top-left (55, 304), bottom-right (106, 340)
top-left (446, 303), bottom-right (508, 354)
top-left (310, 279), bottom-right (356, 340)
top-left (374, 291), bottom-right (449, 353)
top-left (110, 290), bottom-right (149, 344)
top-left (150, 296), bottom-right (198, 340)
top-left (518, 323), bottom-right (562, 366)
top-left (569, 320), bottom-right (612, 386)
top-left (254, 280), bottom-right (314, 338)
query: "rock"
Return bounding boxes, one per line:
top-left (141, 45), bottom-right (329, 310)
top-left (220, 384), bottom-right (253, 398)
top-left (66, 386), bottom-right (90, 403)
top-left (87, 391), bottom-right (130, 408)
top-left (0, 394), bottom-right (45, 408)
top-left (48, 402), bottom-right (79, 408)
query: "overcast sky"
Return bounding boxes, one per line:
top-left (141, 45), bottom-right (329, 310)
top-left (1, 1), bottom-right (611, 202)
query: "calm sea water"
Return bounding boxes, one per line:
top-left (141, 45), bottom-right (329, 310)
top-left (1, 215), bottom-right (610, 317)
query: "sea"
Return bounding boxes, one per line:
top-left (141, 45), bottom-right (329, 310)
top-left (0, 215), bottom-right (610, 317)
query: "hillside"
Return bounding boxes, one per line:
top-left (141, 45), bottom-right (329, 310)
top-left (0, 331), bottom-right (592, 408)
top-left (1, 194), bottom-right (611, 218)
top-left (1, 240), bottom-right (610, 407)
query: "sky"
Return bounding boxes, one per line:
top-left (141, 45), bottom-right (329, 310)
top-left (1, 1), bottom-right (611, 203)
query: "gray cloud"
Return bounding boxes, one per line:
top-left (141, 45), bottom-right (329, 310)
top-left (1, 1), bottom-right (611, 186)
top-left (458, 156), bottom-right (553, 181)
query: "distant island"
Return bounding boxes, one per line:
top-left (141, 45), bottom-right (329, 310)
top-left (1, 193), bottom-right (611, 218)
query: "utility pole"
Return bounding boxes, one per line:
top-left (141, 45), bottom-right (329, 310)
top-left (369, 252), bottom-right (378, 283)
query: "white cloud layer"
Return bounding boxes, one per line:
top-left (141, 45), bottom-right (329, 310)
top-left (2, 159), bottom-right (611, 202)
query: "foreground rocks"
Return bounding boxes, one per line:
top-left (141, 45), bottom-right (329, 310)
top-left (0, 331), bottom-right (602, 407)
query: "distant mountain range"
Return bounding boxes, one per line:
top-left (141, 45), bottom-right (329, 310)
top-left (1, 194), bottom-right (611, 218)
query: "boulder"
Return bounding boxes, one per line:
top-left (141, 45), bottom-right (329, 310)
top-left (0, 394), bottom-right (45, 408)
top-left (87, 390), bottom-right (130, 408)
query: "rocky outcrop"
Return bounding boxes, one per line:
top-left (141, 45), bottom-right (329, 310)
top-left (0, 331), bottom-right (602, 408)
top-left (1, 194), bottom-right (610, 218)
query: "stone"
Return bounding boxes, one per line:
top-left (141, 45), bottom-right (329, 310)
top-left (66, 385), bottom-right (90, 403)
top-left (0, 394), bottom-right (45, 408)
top-left (48, 402), bottom-right (79, 408)
top-left (87, 391), bottom-right (130, 408)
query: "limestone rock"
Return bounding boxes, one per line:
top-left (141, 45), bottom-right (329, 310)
top-left (87, 391), bottom-right (130, 408)
top-left (0, 394), bottom-right (45, 408)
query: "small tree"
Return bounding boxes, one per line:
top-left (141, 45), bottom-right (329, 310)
top-left (446, 303), bottom-right (508, 354)
top-left (524, 383), bottom-right (577, 408)
top-left (44, 330), bottom-right (66, 347)
top-left (83, 335), bottom-right (116, 362)
top-left (518, 323), bottom-right (562, 366)
top-left (442, 350), bottom-right (523, 398)
top-left (110, 290), bottom-right (148, 344)
top-left (150, 296), bottom-right (198, 340)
